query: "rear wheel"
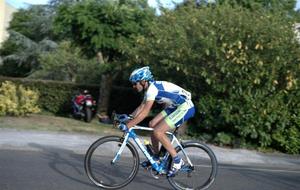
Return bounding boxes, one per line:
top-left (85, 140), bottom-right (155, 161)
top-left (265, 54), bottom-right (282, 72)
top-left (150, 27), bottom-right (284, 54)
top-left (84, 136), bottom-right (140, 189)
top-left (168, 142), bottom-right (218, 190)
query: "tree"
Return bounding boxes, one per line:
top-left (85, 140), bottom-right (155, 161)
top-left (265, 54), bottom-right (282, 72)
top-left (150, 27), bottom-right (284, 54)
top-left (54, 0), bottom-right (156, 117)
top-left (134, 4), bottom-right (300, 153)
top-left (216, 0), bottom-right (296, 12)
top-left (9, 5), bottom-right (57, 42)
top-left (30, 41), bottom-right (102, 84)
top-left (0, 4), bottom-right (58, 77)
top-left (0, 31), bottom-right (57, 77)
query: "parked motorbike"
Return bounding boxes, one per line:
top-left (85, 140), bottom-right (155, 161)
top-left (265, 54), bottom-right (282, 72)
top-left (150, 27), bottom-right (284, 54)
top-left (72, 90), bottom-right (97, 122)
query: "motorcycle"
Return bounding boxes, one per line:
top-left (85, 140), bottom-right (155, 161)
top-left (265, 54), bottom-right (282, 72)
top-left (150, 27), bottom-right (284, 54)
top-left (72, 92), bottom-right (97, 122)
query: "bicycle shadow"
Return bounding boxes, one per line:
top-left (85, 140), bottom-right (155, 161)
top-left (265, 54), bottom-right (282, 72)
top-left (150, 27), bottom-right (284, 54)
top-left (28, 143), bottom-right (95, 188)
top-left (28, 143), bottom-right (171, 190)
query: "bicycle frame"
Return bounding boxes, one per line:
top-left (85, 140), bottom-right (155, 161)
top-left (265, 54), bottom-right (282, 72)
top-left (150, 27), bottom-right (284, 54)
top-left (111, 125), bottom-right (193, 173)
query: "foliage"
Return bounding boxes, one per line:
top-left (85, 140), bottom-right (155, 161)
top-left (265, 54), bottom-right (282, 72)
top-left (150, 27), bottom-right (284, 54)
top-left (30, 41), bottom-right (102, 83)
top-left (53, 0), bottom-right (156, 115)
top-left (0, 77), bottom-right (140, 116)
top-left (214, 132), bottom-right (233, 146)
top-left (0, 31), bottom-right (57, 77)
top-left (0, 77), bottom-right (97, 114)
top-left (9, 5), bottom-right (57, 42)
top-left (54, 0), bottom-right (156, 66)
top-left (0, 4), bottom-right (58, 77)
top-left (135, 4), bottom-right (300, 153)
top-left (216, 0), bottom-right (296, 12)
top-left (0, 81), bottom-right (40, 116)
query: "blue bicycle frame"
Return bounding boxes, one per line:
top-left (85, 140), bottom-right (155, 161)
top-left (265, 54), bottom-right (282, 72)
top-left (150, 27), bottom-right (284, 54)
top-left (111, 125), bottom-right (193, 173)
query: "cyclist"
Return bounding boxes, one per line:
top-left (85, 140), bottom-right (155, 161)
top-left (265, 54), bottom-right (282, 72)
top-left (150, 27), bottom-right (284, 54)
top-left (119, 66), bottom-right (195, 177)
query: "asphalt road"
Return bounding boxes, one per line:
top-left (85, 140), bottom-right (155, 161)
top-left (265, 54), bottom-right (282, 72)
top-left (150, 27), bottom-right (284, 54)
top-left (0, 129), bottom-right (300, 190)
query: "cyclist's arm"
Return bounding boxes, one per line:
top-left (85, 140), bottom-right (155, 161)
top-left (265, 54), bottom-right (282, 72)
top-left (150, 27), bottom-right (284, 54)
top-left (131, 102), bottom-right (145, 117)
top-left (127, 100), bottom-right (154, 128)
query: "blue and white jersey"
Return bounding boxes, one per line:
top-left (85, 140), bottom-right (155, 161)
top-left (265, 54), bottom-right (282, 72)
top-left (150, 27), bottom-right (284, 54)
top-left (144, 81), bottom-right (192, 107)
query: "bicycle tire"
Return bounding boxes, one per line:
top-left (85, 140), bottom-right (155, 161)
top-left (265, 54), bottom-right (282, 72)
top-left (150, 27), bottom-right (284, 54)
top-left (168, 141), bottom-right (218, 190)
top-left (84, 107), bottom-right (92, 122)
top-left (84, 136), bottom-right (140, 189)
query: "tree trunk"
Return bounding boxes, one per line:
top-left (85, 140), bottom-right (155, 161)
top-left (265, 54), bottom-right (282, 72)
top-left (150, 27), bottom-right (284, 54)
top-left (96, 51), bottom-right (114, 123)
top-left (97, 74), bottom-right (113, 120)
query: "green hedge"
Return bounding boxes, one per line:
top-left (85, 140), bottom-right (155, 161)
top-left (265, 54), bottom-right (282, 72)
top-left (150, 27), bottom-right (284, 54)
top-left (0, 77), bottom-right (141, 116)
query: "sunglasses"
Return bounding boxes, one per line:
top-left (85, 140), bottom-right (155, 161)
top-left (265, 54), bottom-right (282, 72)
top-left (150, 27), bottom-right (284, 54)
top-left (132, 82), bottom-right (139, 86)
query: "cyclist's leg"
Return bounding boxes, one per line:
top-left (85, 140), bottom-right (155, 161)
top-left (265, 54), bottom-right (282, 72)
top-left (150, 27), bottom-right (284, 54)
top-left (140, 114), bottom-right (166, 168)
top-left (149, 113), bottom-right (165, 128)
top-left (153, 120), bottom-right (177, 157)
top-left (153, 102), bottom-right (195, 157)
top-left (155, 102), bottom-right (195, 175)
top-left (149, 107), bottom-right (176, 154)
top-left (149, 113), bottom-right (165, 154)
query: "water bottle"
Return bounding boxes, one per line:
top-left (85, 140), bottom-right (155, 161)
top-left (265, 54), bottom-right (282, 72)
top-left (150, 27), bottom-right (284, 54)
top-left (144, 140), bottom-right (154, 156)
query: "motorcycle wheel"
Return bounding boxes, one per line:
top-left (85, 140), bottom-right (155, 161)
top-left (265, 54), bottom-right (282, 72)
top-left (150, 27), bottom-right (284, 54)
top-left (84, 107), bottom-right (92, 122)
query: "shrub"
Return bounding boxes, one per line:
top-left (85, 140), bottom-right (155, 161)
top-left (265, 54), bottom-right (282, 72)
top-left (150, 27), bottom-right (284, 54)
top-left (137, 4), bottom-right (300, 153)
top-left (214, 132), bottom-right (233, 146)
top-left (0, 81), bottom-right (40, 116)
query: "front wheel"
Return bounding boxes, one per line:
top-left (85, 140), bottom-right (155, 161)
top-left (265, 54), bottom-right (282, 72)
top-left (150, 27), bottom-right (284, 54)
top-left (84, 107), bottom-right (92, 122)
top-left (168, 142), bottom-right (218, 190)
top-left (84, 136), bottom-right (140, 189)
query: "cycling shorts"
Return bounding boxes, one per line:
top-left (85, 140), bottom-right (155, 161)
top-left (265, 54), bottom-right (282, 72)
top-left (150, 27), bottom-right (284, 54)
top-left (161, 100), bottom-right (195, 129)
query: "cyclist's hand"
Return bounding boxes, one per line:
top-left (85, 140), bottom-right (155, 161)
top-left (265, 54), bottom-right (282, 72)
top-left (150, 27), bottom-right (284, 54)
top-left (118, 123), bottom-right (129, 132)
top-left (118, 114), bottom-right (131, 123)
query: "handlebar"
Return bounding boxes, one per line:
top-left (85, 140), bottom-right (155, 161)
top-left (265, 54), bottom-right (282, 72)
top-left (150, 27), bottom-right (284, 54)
top-left (112, 112), bottom-right (133, 127)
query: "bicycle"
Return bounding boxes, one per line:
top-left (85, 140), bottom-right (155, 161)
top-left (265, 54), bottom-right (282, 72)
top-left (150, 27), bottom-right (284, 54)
top-left (84, 113), bottom-right (218, 190)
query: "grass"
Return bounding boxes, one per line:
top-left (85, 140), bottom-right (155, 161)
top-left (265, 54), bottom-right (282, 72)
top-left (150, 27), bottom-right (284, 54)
top-left (0, 113), bottom-right (122, 136)
top-left (0, 113), bottom-right (189, 139)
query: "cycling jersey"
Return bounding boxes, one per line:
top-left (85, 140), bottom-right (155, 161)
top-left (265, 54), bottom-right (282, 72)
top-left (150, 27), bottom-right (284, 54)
top-left (144, 81), bottom-right (195, 128)
top-left (144, 81), bottom-right (192, 107)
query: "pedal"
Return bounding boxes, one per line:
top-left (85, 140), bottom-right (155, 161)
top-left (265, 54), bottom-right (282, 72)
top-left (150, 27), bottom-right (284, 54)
top-left (150, 169), bottom-right (160, 180)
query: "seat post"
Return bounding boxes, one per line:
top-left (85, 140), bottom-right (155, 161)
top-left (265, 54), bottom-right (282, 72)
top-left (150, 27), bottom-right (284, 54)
top-left (173, 128), bottom-right (179, 137)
